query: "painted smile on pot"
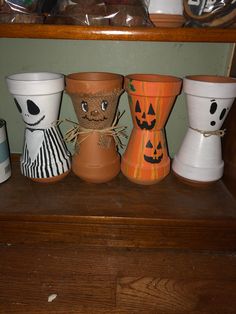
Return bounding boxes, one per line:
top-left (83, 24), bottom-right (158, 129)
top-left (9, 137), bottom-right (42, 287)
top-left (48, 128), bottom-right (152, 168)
top-left (136, 118), bottom-right (156, 130)
top-left (144, 153), bottom-right (163, 164)
top-left (23, 115), bottom-right (46, 127)
top-left (82, 116), bottom-right (108, 122)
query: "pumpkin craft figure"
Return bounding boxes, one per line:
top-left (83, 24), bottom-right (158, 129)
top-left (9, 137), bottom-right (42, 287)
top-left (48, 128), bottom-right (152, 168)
top-left (66, 72), bottom-right (124, 183)
top-left (6, 72), bottom-right (71, 183)
top-left (121, 74), bottom-right (182, 185)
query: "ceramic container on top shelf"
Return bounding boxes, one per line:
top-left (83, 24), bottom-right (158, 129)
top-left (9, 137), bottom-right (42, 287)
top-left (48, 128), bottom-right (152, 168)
top-left (66, 72), bottom-right (124, 183)
top-left (148, 0), bottom-right (185, 27)
top-left (121, 73), bottom-right (182, 185)
top-left (0, 119), bottom-right (11, 183)
top-left (172, 75), bottom-right (236, 184)
top-left (6, 72), bottom-right (71, 183)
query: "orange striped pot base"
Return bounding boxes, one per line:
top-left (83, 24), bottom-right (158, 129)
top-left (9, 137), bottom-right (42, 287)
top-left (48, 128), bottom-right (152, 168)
top-left (121, 129), bottom-right (170, 185)
top-left (121, 156), bottom-right (170, 185)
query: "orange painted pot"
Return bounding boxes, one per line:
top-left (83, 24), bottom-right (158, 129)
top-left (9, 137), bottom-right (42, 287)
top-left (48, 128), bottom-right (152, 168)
top-left (121, 74), bottom-right (182, 185)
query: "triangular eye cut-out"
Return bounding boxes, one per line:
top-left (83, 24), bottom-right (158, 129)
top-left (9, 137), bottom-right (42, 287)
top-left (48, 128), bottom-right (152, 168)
top-left (147, 104), bottom-right (155, 115)
top-left (146, 140), bottom-right (153, 148)
top-left (157, 142), bottom-right (162, 149)
top-left (135, 101), bottom-right (141, 113)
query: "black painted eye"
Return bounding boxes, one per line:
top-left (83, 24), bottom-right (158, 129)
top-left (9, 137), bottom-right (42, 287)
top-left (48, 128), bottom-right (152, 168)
top-left (157, 142), bottom-right (162, 149)
top-left (27, 100), bottom-right (40, 115)
top-left (14, 98), bottom-right (22, 113)
top-left (148, 104), bottom-right (155, 115)
top-left (81, 101), bottom-right (89, 112)
top-left (135, 101), bottom-right (141, 113)
top-left (146, 140), bottom-right (153, 148)
top-left (101, 100), bottom-right (108, 112)
top-left (210, 101), bottom-right (217, 114)
top-left (219, 108), bottom-right (226, 120)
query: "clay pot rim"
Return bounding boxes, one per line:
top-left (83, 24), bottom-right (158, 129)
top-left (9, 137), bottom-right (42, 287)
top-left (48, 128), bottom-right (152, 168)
top-left (6, 72), bottom-right (65, 96)
top-left (185, 75), bottom-right (236, 84)
top-left (66, 72), bottom-right (123, 82)
top-left (125, 73), bottom-right (182, 84)
top-left (6, 72), bottom-right (64, 83)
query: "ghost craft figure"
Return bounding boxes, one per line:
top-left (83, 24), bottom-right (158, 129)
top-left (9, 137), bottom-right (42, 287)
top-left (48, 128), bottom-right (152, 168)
top-left (14, 97), bottom-right (71, 181)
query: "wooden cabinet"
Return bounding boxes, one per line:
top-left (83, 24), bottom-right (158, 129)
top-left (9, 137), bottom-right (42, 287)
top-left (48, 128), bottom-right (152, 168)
top-left (0, 25), bottom-right (235, 313)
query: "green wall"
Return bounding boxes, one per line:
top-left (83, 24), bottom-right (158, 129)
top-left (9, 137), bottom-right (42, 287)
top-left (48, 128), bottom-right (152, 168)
top-left (0, 39), bottom-right (232, 157)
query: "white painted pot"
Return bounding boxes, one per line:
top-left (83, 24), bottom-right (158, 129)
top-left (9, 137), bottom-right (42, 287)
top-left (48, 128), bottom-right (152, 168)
top-left (0, 119), bottom-right (11, 183)
top-left (172, 75), bottom-right (236, 183)
top-left (6, 72), bottom-right (71, 182)
top-left (148, 0), bottom-right (183, 15)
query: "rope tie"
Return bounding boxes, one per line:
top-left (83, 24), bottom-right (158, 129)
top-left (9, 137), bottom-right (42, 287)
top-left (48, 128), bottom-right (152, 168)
top-left (189, 126), bottom-right (226, 138)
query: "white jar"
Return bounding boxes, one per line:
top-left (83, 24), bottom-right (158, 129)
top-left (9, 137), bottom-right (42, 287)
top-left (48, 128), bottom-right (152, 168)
top-left (0, 119), bottom-right (11, 183)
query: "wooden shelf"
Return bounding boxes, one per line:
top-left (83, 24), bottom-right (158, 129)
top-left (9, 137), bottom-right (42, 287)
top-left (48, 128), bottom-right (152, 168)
top-left (0, 159), bottom-right (235, 251)
top-left (0, 24), bottom-right (236, 42)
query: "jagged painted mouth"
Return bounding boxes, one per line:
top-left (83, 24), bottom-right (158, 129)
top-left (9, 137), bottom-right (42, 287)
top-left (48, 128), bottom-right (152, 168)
top-left (23, 115), bottom-right (46, 127)
top-left (82, 116), bottom-right (108, 122)
top-left (144, 153), bottom-right (163, 164)
top-left (136, 117), bottom-right (156, 130)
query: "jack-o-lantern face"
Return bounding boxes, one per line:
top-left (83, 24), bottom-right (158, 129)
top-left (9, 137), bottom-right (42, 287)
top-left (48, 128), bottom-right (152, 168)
top-left (144, 139), bottom-right (163, 164)
top-left (135, 101), bottom-right (156, 130)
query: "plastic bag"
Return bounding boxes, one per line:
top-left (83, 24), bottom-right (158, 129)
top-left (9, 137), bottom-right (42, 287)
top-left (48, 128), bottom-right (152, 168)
top-left (0, 0), bottom-right (45, 23)
top-left (106, 0), bottom-right (152, 26)
top-left (45, 0), bottom-right (152, 27)
top-left (184, 0), bottom-right (236, 27)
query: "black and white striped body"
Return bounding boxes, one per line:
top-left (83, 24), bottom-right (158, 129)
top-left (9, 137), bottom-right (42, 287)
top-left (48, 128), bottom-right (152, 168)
top-left (21, 126), bottom-right (71, 179)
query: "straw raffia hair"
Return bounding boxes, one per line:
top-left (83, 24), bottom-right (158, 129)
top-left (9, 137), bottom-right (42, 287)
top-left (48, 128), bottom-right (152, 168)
top-left (61, 111), bottom-right (127, 150)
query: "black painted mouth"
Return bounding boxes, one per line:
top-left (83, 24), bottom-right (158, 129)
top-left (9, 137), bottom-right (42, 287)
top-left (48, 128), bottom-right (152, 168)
top-left (24, 115), bottom-right (45, 127)
top-left (144, 153), bottom-right (163, 164)
top-left (82, 116), bottom-right (108, 122)
top-left (136, 117), bottom-right (156, 130)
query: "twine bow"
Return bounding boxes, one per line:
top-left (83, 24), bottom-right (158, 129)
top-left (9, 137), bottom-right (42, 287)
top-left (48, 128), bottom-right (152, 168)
top-left (189, 126), bottom-right (226, 138)
top-left (62, 111), bottom-right (127, 149)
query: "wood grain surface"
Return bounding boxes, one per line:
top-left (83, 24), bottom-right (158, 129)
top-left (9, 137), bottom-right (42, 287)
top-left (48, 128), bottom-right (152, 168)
top-left (0, 160), bottom-right (236, 250)
top-left (0, 244), bottom-right (236, 313)
top-left (0, 24), bottom-right (236, 42)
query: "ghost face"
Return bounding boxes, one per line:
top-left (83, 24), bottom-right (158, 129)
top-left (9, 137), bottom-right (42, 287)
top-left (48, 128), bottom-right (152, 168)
top-left (187, 95), bottom-right (233, 131)
top-left (13, 94), bottom-right (62, 129)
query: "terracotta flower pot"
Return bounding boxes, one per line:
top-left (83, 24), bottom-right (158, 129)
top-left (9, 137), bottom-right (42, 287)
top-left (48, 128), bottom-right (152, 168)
top-left (66, 72), bottom-right (124, 183)
top-left (172, 75), bottom-right (236, 184)
top-left (121, 73), bottom-right (182, 185)
top-left (6, 72), bottom-right (71, 183)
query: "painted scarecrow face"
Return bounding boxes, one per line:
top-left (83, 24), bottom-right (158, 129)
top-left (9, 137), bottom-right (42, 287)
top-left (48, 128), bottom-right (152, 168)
top-left (73, 93), bottom-right (120, 130)
top-left (144, 139), bottom-right (163, 164)
top-left (135, 100), bottom-right (156, 130)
